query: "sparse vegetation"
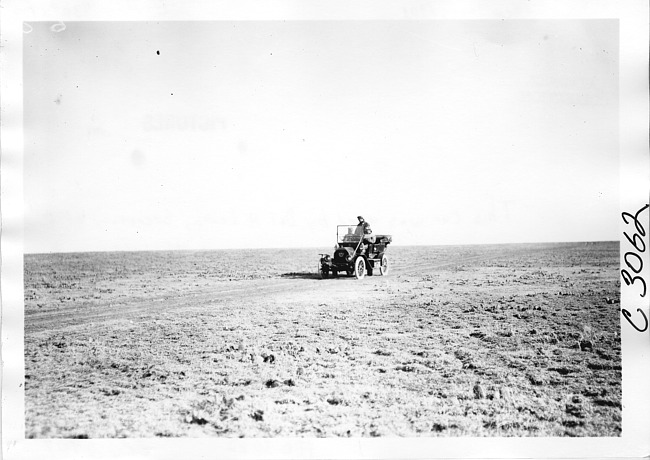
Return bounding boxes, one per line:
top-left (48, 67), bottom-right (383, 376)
top-left (24, 243), bottom-right (621, 437)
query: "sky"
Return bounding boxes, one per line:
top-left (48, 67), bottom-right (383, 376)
top-left (23, 20), bottom-right (619, 252)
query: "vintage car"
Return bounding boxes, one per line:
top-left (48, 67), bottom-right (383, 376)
top-left (319, 225), bottom-right (392, 279)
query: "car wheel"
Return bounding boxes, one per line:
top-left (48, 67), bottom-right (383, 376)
top-left (320, 267), bottom-right (329, 279)
top-left (354, 257), bottom-right (366, 280)
top-left (379, 254), bottom-right (389, 275)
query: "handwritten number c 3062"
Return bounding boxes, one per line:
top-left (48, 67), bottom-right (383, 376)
top-left (620, 203), bottom-right (649, 333)
top-left (620, 203), bottom-right (648, 299)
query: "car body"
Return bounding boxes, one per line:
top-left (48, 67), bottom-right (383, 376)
top-left (319, 225), bottom-right (392, 279)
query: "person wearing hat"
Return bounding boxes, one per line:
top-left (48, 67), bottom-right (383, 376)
top-left (356, 216), bottom-right (376, 244)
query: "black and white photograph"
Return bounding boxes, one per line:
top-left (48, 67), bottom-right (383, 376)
top-left (2, 1), bottom-right (649, 459)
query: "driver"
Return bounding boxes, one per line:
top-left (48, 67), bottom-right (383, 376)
top-left (356, 216), bottom-right (376, 244)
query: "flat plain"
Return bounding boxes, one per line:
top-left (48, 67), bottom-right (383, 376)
top-left (24, 242), bottom-right (621, 438)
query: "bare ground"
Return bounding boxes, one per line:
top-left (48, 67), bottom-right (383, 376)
top-left (24, 242), bottom-right (621, 438)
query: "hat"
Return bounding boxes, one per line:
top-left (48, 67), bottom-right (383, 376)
top-left (357, 216), bottom-right (364, 220)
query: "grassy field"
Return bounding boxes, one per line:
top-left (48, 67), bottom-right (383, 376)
top-left (24, 242), bottom-right (621, 437)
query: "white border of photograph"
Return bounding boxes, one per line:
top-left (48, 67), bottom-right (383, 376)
top-left (2, 1), bottom-right (648, 459)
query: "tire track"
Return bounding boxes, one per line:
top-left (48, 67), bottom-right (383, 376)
top-left (26, 277), bottom-right (304, 320)
top-left (25, 277), bottom-right (322, 333)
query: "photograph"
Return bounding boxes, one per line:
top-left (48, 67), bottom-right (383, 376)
top-left (2, 2), bottom-right (649, 460)
top-left (20, 19), bottom-right (624, 439)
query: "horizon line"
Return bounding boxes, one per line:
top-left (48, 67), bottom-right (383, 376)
top-left (23, 240), bottom-right (619, 256)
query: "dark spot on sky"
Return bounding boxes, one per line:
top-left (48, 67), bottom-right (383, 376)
top-left (156, 50), bottom-right (160, 55)
top-left (54, 94), bottom-right (62, 105)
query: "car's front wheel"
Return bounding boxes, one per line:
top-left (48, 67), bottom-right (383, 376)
top-left (354, 257), bottom-right (366, 280)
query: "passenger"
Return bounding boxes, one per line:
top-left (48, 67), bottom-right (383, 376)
top-left (343, 227), bottom-right (356, 242)
top-left (356, 216), bottom-right (376, 244)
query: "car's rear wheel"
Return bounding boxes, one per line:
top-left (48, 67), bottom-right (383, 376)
top-left (354, 257), bottom-right (366, 280)
top-left (320, 267), bottom-right (329, 279)
top-left (379, 254), bottom-right (389, 275)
